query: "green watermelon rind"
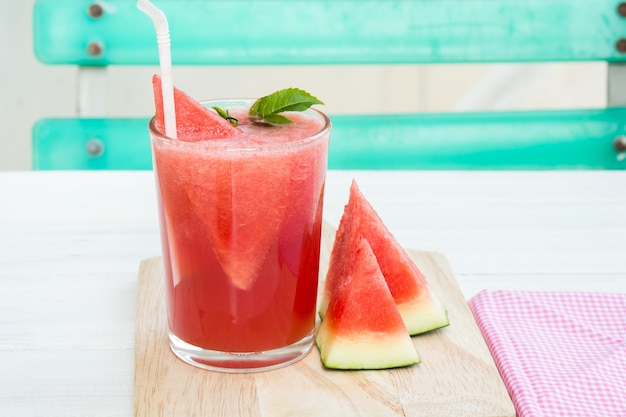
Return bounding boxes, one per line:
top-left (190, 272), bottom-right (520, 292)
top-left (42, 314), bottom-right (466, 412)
top-left (398, 296), bottom-right (449, 336)
top-left (316, 328), bottom-right (421, 370)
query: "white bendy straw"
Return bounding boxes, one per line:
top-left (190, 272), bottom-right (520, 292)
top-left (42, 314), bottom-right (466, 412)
top-left (137, 0), bottom-right (177, 139)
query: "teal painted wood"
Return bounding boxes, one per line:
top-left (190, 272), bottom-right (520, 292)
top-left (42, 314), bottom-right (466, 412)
top-left (33, 0), bottom-right (626, 66)
top-left (31, 109), bottom-right (626, 170)
top-left (330, 109), bottom-right (626, 170)
top-left (32, 118), bottom-right (152, 170)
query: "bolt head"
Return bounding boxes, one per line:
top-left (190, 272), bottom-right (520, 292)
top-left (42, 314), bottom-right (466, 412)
top-left (88, 4), bottom-right (104, 18)
top-left (87, 42), bottom-right (103, 57)
top-left (86, 139), bottom-right (104, 157)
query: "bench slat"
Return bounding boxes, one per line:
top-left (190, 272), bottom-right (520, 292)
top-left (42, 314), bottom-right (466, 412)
top-left (34, 0), bottom-right (626, 66)
top-left (32, 108), bottom-right (626, 170)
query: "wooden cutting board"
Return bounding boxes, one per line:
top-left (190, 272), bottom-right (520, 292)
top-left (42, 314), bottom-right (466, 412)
top-left (134, 223), bottom-right (515, 417)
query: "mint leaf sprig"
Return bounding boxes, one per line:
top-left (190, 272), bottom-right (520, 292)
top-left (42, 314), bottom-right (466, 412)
top-left (249, 88), bottom-right (324, 125)
top-left (212, 106), bottom-right (239, 127)
top-left (213, 88), bottom-right (323, 126)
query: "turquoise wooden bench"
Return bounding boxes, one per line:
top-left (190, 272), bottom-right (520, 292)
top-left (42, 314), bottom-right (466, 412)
top-left (32, 0), bottom-right (626, 170)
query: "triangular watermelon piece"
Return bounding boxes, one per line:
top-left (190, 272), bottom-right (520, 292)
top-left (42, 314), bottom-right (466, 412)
top-left (187, 158), bottom-right (291, 290)
top-left (320, 180), bottom-right (449, 335)
top-left (152, 74), bottom-right (238, 141)
top-left (154, 148), bottom-right (291, 292)
top-left (315, 235), bottom-right (421, 369)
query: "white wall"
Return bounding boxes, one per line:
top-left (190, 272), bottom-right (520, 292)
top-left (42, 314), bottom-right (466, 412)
top-left (0, 0), bottom-right (607, 170)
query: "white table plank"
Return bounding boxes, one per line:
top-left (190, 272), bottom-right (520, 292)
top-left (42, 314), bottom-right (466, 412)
top-left (1, 170), bottom-right (625, 417)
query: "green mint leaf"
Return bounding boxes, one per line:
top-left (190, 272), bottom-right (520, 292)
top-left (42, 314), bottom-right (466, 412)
top-left (212, 106), bottom-right (228, 118)
top-left (249, 88), bottom-right (323, 124)
top-left (261, 114), bottom-right (294, 125)
top-left (212, 106), bottom-right (239, 126)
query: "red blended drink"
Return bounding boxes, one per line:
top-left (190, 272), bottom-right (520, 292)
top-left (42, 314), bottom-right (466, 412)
top-left (149, 85), bottom-right (330, 372)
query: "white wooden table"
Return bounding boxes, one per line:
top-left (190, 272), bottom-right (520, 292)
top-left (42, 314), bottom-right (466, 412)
top-left (1, 170), bottom-right (625, 417)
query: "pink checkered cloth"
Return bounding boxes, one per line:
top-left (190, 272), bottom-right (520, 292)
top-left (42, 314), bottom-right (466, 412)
top-left (468, 290), bottom-right (626, 417)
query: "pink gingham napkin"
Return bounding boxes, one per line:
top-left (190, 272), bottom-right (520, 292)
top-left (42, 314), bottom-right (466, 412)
top-left (468, 290), bottom-right (626, 417)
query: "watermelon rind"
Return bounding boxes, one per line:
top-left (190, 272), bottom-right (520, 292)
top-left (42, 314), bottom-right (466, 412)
top-left (397, 296), bottom-right (449, 336)
top-left (316, 328), bottom-right (421, 370)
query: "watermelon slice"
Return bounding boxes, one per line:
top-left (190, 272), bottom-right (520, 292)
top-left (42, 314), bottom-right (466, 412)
top-left (152, 74), bottom-right (238, 141)
top-left (319, 180), bottom-right (449, 335)
top-left (315, 235), bottom-right (421, 369)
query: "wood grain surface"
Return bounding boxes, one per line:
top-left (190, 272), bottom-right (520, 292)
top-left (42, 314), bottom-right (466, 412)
top-left (134, 224), bottom-right (515, 417)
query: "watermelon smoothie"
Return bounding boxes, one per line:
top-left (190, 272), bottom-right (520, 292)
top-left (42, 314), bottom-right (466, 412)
top-left (149, 100), bottom-right (330, 372)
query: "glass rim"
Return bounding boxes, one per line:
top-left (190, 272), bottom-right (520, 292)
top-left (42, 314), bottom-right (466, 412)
top-left (148, 98), bottom-right (331, 151)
